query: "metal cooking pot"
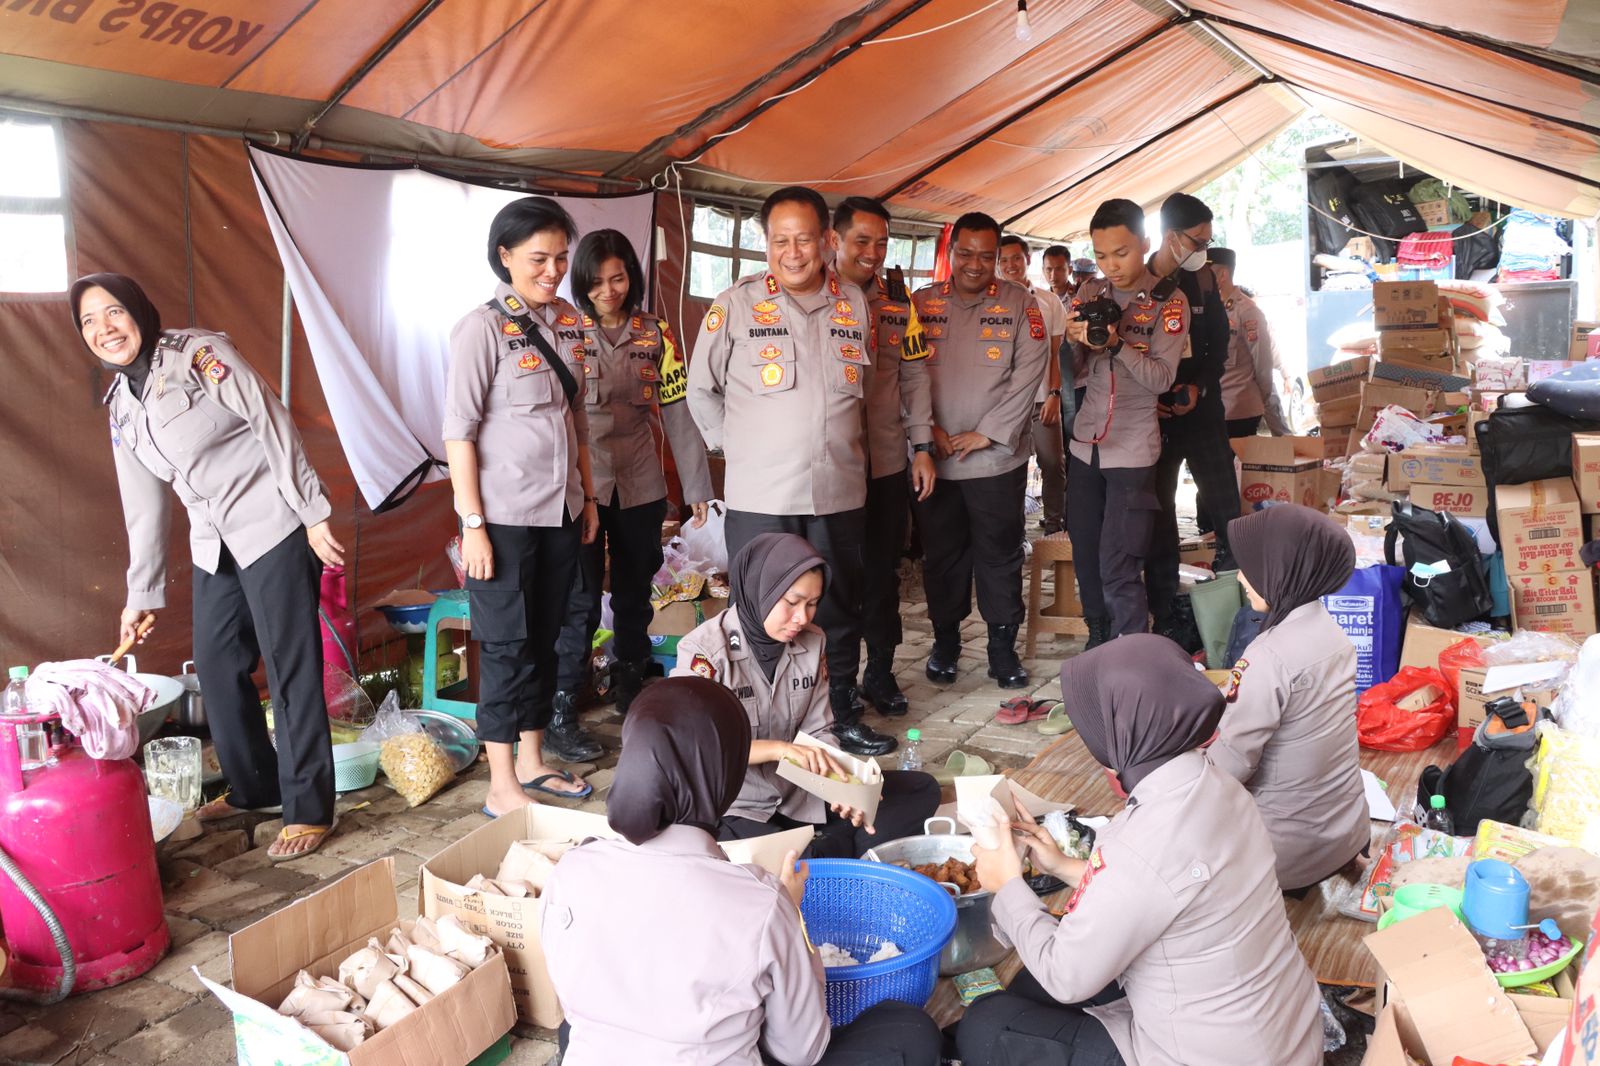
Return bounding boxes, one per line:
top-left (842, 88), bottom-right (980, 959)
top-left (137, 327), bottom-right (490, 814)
top-left (864, 817), bottom-right (1010, 976)
top-left (97, 653), bottom-right (184, 747)
top-left (176, 660), bottom-right (206, 729)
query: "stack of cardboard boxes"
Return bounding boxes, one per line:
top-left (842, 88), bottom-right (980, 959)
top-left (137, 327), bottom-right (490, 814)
top-left (1383, 443), bottom-right (1487, 517)
top-left (1372, 281), bottom-right (1470, 390)
top-left (1499, 477), bottom-right (1595, 638)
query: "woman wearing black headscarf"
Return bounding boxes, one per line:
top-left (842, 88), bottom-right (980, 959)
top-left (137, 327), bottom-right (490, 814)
top-left (960, 636), bottom-right (1322, 1066)
top-left (74, 273), bottom-right (340, 860)
top-left (671, 533), bottom-right (939, 858)
top-left (541, 677), bottom-right (942, 1065)
top-left (1214, 504), bottom-right (1368, 893)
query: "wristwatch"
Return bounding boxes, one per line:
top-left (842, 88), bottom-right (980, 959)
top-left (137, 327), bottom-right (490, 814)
top-left (463, 512), bottom-right (484, 530)
top-left (1048, 388), bottom-right (1062, 398)
top-left (912, 442), bottom-right (934, 454)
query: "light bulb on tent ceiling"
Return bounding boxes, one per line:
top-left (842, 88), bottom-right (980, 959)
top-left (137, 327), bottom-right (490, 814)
top-left (1015, 0), bottom-right (1032, 41)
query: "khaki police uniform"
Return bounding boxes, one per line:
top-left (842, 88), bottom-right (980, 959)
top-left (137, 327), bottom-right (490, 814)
top-left (105, 327), bottom-right (334, 828)
top-left (444, 284), bottom-right (590, 744)
top-left (860, 274), bottom-right (933, 666)
top-left (961, 751), bottom-right (1323, 1066)
top-left (671, 609), bottom-right (939, 858)
top-left (1220, 290), bottom-right (1291, 437)
top-left (555, 311), bottom-right (712, 693)
top-left (1026, 282), bottom-right (1069, 533)
top-left (1210, 602), bottom-right (1369, 890)
top-left (688, 268), bottom-right (874, 697)
top-left (910, 277), bottom-right (1050, 629)
top-left (1065, 273), bottom-right (1187, 637)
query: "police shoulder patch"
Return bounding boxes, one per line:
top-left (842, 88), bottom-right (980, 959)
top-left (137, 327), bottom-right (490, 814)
top-left (1225, 659), bottom-right (1249, 703)
top-left (704, 305), bottom-right (726, 333)
top-left (192, 344), bottom-right (229, 383)
top-left (689, 654), bottom-right (716, 681)
top-left (1065, 847), bottom-right (1104, 914)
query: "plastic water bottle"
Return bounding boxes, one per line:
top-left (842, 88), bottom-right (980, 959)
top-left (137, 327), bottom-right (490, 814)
top-left (2, 666), bottom-right (46, 771)
top-left (899, 728), bottom-right (923, 772)
top-left (1423, 793), bottom-right (1454, 835)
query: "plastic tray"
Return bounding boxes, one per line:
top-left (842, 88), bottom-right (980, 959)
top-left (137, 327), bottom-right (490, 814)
top-left (1495, 936), bottom-right (1584, 988)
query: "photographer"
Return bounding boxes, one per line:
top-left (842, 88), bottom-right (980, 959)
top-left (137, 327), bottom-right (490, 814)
top-left (1065, 199), bottom-right (1188, 648)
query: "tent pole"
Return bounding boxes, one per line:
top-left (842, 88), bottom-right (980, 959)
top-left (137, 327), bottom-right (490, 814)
top-left (280, 277), bottom-right (293, 408)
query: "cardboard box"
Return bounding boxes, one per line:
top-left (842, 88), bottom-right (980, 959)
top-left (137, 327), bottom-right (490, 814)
top-left (1316, 392), bottom-right (1361, 428)
top-left (1374, 281), bottom-right (1441, 331)
top-left (1561, 902), bottom-right (1600, 1065)
top-left (1456, 665), bottom-right (1561, 736)
top-left (1467, 408), bottom-right (1488, 454)
top-left (1498, 479), bottom-right (1586, 575)
top-left (1574, 433), bottom-right (1600, 514)
top-left (1385, 445), bottom-right (1486, 491)
top-left (1178, 536), bottom-right (1216, 568)
top-left (1399, 619), bottom-right (1495, 673)
top-left (648, 597), bottom-right (726, 637)
top-left (1511, 971), bottom-right (1575, 1058)
top-left (1362, 907), bottom-right (1537, 1066)
top-left (1233, 436), bottom-right (1326, 512)
top-left (1407, 483), bottom-right (1488, 517)
top-left (1321, 427), bottom-right (1352, 460)
top-left (1308, 355), bottom-right (1372, 401)
top-left (201, 858), bottom-right (515, 1066)
top-left (1378, 328), bottom-right (1458, 375)
top-left (1512, 570), bottom-right (1598, 638)
top-left (1368, 357), bottom-right (1471, 392)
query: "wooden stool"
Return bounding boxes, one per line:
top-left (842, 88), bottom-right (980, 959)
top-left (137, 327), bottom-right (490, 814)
top-left (1026, 533), bottom-right (1086, 657)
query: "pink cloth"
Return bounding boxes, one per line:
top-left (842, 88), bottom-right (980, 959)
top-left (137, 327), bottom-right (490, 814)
top-left (25, 660), bottom-right (153, 760)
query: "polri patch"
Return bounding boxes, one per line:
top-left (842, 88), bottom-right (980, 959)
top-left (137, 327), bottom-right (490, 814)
top-left (1025, 306), bottom-right (1045, 340)
top-left (192, 345), bottom-right (229, 383)
top-left (519, 352), bottom-right (542, 371)
top-left (705, 305), bottom-right (726, 332)
top-left (1065, 847), bottom-right (1104, 915)
top-left (689, 654), bottom-right (716, 680)
top-left (1225, 659), bottom-right (1248, 703)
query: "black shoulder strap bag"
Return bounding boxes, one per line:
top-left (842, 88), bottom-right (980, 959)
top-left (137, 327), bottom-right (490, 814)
top-left (486, 301), bottom-right (579, 407)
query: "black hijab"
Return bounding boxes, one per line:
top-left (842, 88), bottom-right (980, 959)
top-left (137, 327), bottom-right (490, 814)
top-left (70, 273), bottom-right (163, 399)
top-left (729, 533), bottom-right (829, 681)
top-left (1228, 504), bottom-right (1356, 631)
top-left (606, 677), bottom-right (752, 846)
top-left (1061, 635), bottom-right (1225, 795)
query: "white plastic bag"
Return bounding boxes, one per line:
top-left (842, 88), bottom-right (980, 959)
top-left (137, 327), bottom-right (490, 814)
top-left (1361, 405), bottom-right (1449, 454)
top-left (1554, 634), bottom-right (1600, 738)
top-left (675, 500), bottom-right (728, 575)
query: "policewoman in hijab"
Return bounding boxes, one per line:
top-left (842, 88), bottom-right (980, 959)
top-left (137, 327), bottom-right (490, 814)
top-left (444, 196), bottom-right (602, 819)
top-left (542, 677), bottom-right (943, 1065)
top-left (551, 228), bottom-right (713, 723)
top-left (1215, 504), bottom-right (1367, 894)
top-left (75, 272), bottom-right (341, 861)
top-left (671, 533), bottom-right (939, 859)
top-left (960, 636), bottom-right (1322, 1066)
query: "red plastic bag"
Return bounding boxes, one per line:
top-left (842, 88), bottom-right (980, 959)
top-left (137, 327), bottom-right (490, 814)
top-left (1437, 637), bottom-right (1487, 718)
top-left (1357, 666), bottom-right (1454, 751)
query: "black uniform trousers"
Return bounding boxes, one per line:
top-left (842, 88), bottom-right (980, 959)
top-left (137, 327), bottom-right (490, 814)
top-left (1144, 394), bottom-right (1239, 625)
top-left (862, 471), bottom-right (911, 655)
top-left (1226, 415), bottom-right (1262, 438)
top-left (913, 464), bottom-right (1028, 628)
top-left (956, 970), bottom-right (1126, 1066)
top-left (192, 529), bottom-right (334, 828)
top-left (560, 1000), bottom-right (943, 1066)
top-left (553, 494), bottom-right (668, 692)
top-left (725, 508), bottom-right (866, 686)
top-left (716, 770), bottom-right (941, 860)
top-left (466, 518), bottom-right (581, 744)
top-left (1065, 447), bottom-right (1158, 637)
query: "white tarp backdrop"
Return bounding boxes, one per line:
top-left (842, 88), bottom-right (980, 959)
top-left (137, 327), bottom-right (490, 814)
top-left (249, 147), bottom-right (656, 510)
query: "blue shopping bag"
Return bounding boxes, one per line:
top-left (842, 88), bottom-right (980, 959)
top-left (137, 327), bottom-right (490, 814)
top-left (1322, 565), bottom-right (1406, 693)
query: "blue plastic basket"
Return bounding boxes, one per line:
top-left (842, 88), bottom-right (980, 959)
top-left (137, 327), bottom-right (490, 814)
top-left (799, 859), bottom-right (958, 1026)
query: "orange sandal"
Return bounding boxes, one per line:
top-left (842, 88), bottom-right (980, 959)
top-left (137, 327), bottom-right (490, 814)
top-left (268, 817), bottom-right (339, 863)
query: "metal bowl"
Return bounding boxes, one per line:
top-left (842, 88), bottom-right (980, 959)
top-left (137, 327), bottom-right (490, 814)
top-left (864, 817), bottom-right (1009, 976)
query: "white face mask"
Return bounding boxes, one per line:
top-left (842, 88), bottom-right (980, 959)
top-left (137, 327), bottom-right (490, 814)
top-left (1179, 246), bottom-right (1208, 272)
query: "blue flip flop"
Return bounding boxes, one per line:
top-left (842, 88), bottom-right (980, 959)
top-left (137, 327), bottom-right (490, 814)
top-left (522, 771), bottom-right (594, 800)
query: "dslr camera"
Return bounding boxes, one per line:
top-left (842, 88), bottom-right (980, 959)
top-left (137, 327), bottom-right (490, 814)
top-left (1073, 296), bottom-right (1122, 348)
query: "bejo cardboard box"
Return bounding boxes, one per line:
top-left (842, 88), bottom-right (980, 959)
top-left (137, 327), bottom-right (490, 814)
top-left (1498, 478), bottom-right (1586, 575)
top-left (1361, 906), bottom-right (1536, 1066)
top-left (1384, 444), bottom-right (1485, 491)
top-left (1233, 436), bottom-right (1326, 513)
top-left (200, 858), bottom-right (515, 1066)
top-left (1373, 280), bottom-right (1442, 331)
top-left (1407, 483), bottom-right (1488, 518)
top-left (1512, 570), bottom-right (1598, 638)
top-left (1573, 433), bottom-right (1600, 514)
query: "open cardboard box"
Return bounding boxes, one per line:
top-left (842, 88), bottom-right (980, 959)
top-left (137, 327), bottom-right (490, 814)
top-left (775, 731), bottom-right (884, 825)
top-left (200, 858), bottom-right (514, 1066)
top-left (1362, 906), bottom-right (1537, 1066)
top-left (420, 806), bottom-right (812, 1028)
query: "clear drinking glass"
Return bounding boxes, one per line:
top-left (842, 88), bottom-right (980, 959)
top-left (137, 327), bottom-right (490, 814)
top-left (143, 736), bottom-right (202, 811)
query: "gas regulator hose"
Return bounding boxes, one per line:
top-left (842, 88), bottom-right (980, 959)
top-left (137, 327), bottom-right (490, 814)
top-left (0, 841), bottom-right (75, 1004)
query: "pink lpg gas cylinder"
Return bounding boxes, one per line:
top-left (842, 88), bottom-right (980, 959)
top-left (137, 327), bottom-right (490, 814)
top-left (0, 714), bottom-right (168, 993)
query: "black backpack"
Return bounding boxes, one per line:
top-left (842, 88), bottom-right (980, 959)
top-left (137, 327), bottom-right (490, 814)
top-left (1417, 698), bottom-right (1547, 836)
top-left (1384, 500), bottom-right (1493, 628)
top-left (1475, 398), bottom-right (1600, 542)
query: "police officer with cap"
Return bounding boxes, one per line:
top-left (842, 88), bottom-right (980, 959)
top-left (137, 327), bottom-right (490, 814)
top-left (1207, 247), bottom-right (1292, 438)
top-left (1065, 199), bottom-right (1188, 646)
top-left (912, 212), bottom-right (1050, 687)
top-left (689, 185), bottom-right (897, 757)
top-left (1142, 192), bottom-right (1238, 641)
top-left (828, 195), bottom-right (937, 719)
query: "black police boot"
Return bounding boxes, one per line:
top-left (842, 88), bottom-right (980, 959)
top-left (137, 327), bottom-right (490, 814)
top-left (611, 657), bottom-right (648, 717)
top-left (985, 624), bottom-right (1029, 689)
top-left (926, 623), bottom-right (961, 684)
top-left (544, 689), bottom-right (603, 763)
top-left (1085, 616), bottom-right (1112, 650)
top-left (861, 647), bottom-right (909, 716)
top-left (829, 681), bottom-right (897, 757)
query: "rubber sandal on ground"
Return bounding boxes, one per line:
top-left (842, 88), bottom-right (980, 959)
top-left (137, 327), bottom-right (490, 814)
top-left (523, 771), bottom-right (594, 800)
top-left (268, 816), bottom-right (339, 863)
top-left (1025, 698), bottom-right (1060, 722)
top-left (1037, 704), bottom-right (1075, 736)
top-left (993, 696), bottom-right (1035, 725)
top-left (197, 793), bottom-right (283, 822)
top-left (930, 749), bottom-right (992, 786)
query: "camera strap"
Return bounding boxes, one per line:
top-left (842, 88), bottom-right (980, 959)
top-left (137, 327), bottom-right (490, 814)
top-left (486, 301), bottom-right (579, 407)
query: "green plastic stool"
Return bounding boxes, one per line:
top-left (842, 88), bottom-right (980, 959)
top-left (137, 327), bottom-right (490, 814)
top-left (422, 590), bottom-right (477, 721)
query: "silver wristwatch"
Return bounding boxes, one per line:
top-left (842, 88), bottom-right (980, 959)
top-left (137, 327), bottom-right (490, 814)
top-left (463, 512), bottom-right (484, 530)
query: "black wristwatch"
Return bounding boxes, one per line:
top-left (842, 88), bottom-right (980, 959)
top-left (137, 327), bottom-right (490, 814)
top-left (1048, 388), bottom-right (1062, 398)
top-left (912, 443), bottom-right (934, 454)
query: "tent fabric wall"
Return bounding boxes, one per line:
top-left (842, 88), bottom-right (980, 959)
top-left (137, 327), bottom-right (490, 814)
top-left (0, 119), bottom-right (457, 675)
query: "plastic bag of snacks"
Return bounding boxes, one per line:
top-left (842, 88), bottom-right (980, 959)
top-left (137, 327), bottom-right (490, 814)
top-left (364, 692), bottom-right (454, 807)
top-left (1532, 723), bottom-right (1600, 852)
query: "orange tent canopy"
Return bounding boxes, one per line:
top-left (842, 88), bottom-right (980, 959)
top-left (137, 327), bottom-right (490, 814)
top-left (2, 0), bottom-right (1597, 231)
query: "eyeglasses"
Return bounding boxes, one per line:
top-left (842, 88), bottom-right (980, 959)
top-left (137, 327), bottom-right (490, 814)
top-left (1179, 229), bottom-right (1213, 251)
